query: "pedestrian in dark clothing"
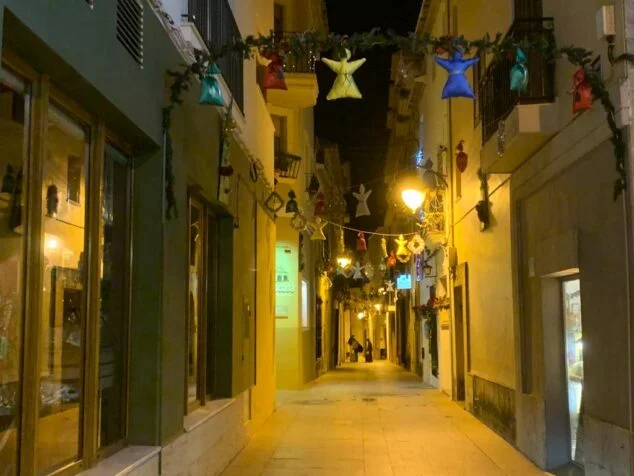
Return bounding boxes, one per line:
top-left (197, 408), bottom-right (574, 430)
top-left (365, 338), bottom-right (373, 363)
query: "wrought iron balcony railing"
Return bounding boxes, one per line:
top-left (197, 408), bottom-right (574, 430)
top-left (275, 151), bottom-right (302, 179)
top-left (273, 32), bottom-right (318, 74)
top-left (188, 0), bottom-right (244, 111)
top-left (479, 18), bottom-right (555, 143)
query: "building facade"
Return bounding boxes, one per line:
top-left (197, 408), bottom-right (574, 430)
top-left (0, 0), bottom-right (302, 474)
top-left (407, 0), bottom-right (634, 473)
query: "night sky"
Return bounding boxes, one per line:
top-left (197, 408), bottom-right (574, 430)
top-left (315, 0), bottom-right (423, 235)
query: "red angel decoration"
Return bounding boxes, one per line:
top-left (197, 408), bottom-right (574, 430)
top-left (314, 192), bottom-right (327, 217)
top-left (456, 140), bottom-right (468, 173)
top-left (387, 251), bottom-right (397, 269)
top-left (571, 68), bottom-right (592, 113)
top-left (357, 232), bottom-right (367, 252)
top-left (263, 52), bottom-right (288, 90)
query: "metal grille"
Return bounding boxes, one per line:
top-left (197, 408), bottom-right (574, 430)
top-left (188, 0), bottom-right (244, 111)
top-left (116, 0), bottom-right (144, 66)
top-left (479, 18), bottom-right (555, 143)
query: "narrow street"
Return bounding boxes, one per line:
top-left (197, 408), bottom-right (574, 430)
top-left (224, 362), bottom-right (545, 476)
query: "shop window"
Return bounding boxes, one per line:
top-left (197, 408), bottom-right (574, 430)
top-left (0, 67), bottom-right (29, 476)
top-left (187, 196), bottom-right (219, 409)
top-left (36, 104), bottom-right (89, 473)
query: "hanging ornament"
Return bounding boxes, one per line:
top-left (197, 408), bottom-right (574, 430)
top-left (407, 234), bottom-right (426, 255)
top-left (434, 51), bottom-right (480, 99)
top-left (322, 48), bottom-right (366, 100)
top-left (353, 184), bottom-right (372, 217)
top-left (310, 217), bottom-right (327, 241)
top-left (263, 52), bottom-right (288, 90)
top-left (509, 48), bottom-right (529, 92)
top-left (291, 212), bottom-right (308, 231)
top-left (342, 265), bottom-right (354, 279)
top-left (352, 262), bottom-right (365, 280)
top-left (387, 251), bottom-right (397, 268)
top-left (456, 140), bottom-right (468, 173)
top-left (395, 234), bottom-right (411, 263)
top-left (381, 237), bottom-right (388, 258)
top-left (496, 120), bottom-right (506, 158)
top-left (314, 191), bottom-right (327, 217)
top-left (385, 280), bottom-right (395, 293)
top-left (199, 63), bottom-right (225, 106)
top-left (356, 232), bottom-right (367, 252)
top-left (571, 68), bottom-right (592, 113)
top-left (264, 191), bottom-right (284, 215)
top-left (285, 190), bottom-right (299, 214)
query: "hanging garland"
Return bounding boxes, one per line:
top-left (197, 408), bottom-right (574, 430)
top-left (162, 29), bottom-right (634, 219)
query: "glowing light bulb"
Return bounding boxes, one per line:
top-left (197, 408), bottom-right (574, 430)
top-left (401, 189), bottom-right (426, 212)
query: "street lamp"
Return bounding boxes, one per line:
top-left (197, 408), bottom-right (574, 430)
top-left (336, 253), bottom-right (352, 269)
top-left (357, 311), bottom-right (366, 319)
top-left (374, 303), bottom-right (382, 311)
top-left (398, 171), bottom-right (426, 212)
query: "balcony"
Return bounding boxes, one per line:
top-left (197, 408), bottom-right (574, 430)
top-left (275, 151), bottom-right (302, 180)
top-left (187, 0), bottom-right (244, 111)
top-left (479, 18), bottom-right (558, 173)
top-left (266, 32), bottom-right (319, 108)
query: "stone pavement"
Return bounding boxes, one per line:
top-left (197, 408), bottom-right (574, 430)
top-left (223, 361), bottom-right (547, 476)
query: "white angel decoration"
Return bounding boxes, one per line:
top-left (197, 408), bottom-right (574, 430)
top-left (353, 184), bottom-right (372, 217)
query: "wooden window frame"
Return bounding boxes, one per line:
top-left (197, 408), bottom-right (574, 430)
top-left (2, 50), bottom-right (133, 476)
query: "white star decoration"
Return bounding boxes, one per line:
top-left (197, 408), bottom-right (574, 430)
top-left (353, 184), bottom-right (372, 217)
top-left (322, 49), bottom-right (366, 100)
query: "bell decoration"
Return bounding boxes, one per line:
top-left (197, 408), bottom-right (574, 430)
top-left (357, 232), bottom-right (367, 252)
top-left (395, 234), bottom-right (411, 263)
top-left (1, 164), bottom-right (15, 194)
top-left (310, 217), bottom-right (327, 241)
top-left (314, 192), bottom-right (327, 217)
top-left (285, 190), bottom-right (299, 214)
top-left (199, 63), bottom-right (225, 107)
top-left (263, 52), bottom-right (288, 90)
top-left (509, 48), bottom-right (529, 92)
top-left (571, 68), bottom-right (592, 113)
top-left (456, 140), bottom-right (468, 173)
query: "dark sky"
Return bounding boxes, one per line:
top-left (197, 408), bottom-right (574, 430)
top-left (315, 0), bottom-right (423, 234)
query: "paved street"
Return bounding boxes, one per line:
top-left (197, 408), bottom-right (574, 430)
top-left (223, 361), bottom-right (546, 475)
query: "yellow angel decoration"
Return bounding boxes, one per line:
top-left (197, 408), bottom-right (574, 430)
top-left (322, 48), bottom-right (366, 100)
top-left (395, 234), bottom-right (411, 263)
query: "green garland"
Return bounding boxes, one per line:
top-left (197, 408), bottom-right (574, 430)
top-left (162, 29), bottom-right (634, 219)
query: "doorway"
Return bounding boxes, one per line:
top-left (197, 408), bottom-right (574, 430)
top-left (562, 278), bottom-right (584, 465)
top-left (453, 286), bottom-right (465, 400)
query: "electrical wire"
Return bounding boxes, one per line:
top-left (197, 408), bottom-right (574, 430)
top-left (323, 219), bottom-right (421, 237)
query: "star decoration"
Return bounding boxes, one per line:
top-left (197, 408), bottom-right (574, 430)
top-left (385, 280), bottom-right (395, 293)
top-left (407, 234), bottom-right (426, 255)
top-left (353, 184), bottom-right (372, 217)
top-left (310, 217), bottom-right (327, 240)
top-left (352, 261), bottom-right (365, 280)
top-left (322, 49), bottom-right (366, 100)
top-left (434, 51), bottom-right (480, 99)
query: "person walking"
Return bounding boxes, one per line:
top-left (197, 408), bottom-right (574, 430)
top-left (348, 335), bottom-right (362, 362)
top-left (364, 338), bottom-right (373, 363)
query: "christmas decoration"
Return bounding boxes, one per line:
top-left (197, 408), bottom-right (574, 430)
top-left (310, 217), bottom-right (327, 240)
top-left (357, 232), bottom-right (367, 252)
top-left (456, 141), bottom-right (468, 173)
top-left (263, 52), bottom-right (287, 90)
top-left (572, 67), bottom-right (592, 113)
top-left (496, 120), bottom-right (506, 158)
top-left (353, 184), bottom-right (371, 217)
top-left (352, 262), bottom-right (365, 280)
top-left (385, 280), bottom-right (395, 293)
top-left (264, 191), bottom-right (284, 214)
top-left (381, 237), bottom-right (388, 258)
top-left (285, 190), bottom-right (299, 214)
top-left (407, 234), bottom-right (425, 255)
top-left (291, 212), bottom-right (308, 231)
top-left (395, 234), bottom-right (411, 263)
top-left (387, 251), bottom-right (397, 268)
top-left (509, 48), bottom-right (528, 92)
top-left (218, 102), bottom-right (236, 205)
top-left (314, 192), bottom-right (326, 217)
top-left (199, 63), bottom-right (224, 106)
top-left (434, 51), bottom-right (479, 99)
top-left (342, 265), bottom-right (354, 279)
top-left (322, 49), bottom-right (366, 100)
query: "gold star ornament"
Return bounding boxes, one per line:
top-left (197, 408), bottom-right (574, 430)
top-left (322, 49), bottom-right (366, 100)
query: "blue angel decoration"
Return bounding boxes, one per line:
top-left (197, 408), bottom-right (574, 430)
top-left (434, 51), bottom-right (480, 99)
top-left (510, 48), bottom-right (529, 92)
